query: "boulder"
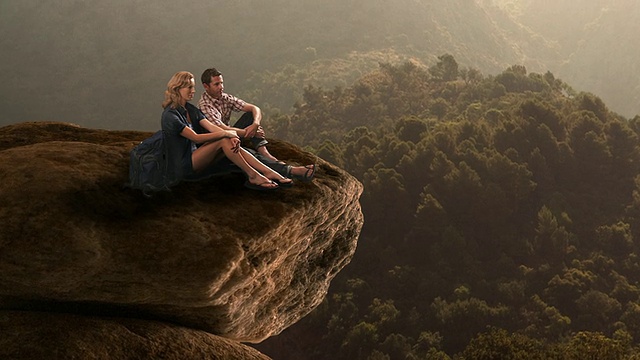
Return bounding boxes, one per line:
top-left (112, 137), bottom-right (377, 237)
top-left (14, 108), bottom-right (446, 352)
top-left (0, 122), bottom-right (363, 354)
top-left (0, 310), bottom-right (271, 360)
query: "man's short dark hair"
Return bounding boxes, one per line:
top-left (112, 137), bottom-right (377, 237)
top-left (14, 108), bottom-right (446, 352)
top-left (201, 68), bottom-right (223, 84)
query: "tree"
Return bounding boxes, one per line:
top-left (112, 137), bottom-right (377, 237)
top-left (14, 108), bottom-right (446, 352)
top-left (396, 116), bottom-right (428, 143)
top-left (254, 57), bottom-right (640, 359)
top-left (341, 322), bottom-right (379, 360)
top-left (574, 290), bottom-right (622, 332)
top-left (544, 267), bottom-right (595, 315)
top-left (460, 67), bottom-right (483, 85)
top-left (361, 166), bottom-right (412, 239)
top-left (342, 126), bottom-right (381, 177)
top-left (621, 302), bottom-right (640, 343)
top-left (367, 298), bottom-right (400, 334)
top-left (562, 332), bottom-right (625, 360)
top-left (379, 333), bottom-right (412, 360)
top-left (518, 99), bottom-right (565, 141)
top-left (605, 119), bottom-right (640, 180)
top-left (533, 206), bottom-right (570, 263)
top-left (520, 295), bottom-right (571, 339)
top-left (316, 139), bottom-right (345, 168)
top-left (436, 161), bottom-right (484, 230)
top-left (567, 110), bottom-right (612, 187)
top-left (429, 54), bottom-right (459, 82)
top-left (610, 271), bottom-right (640, 305)
top-left (577, 92), bottom-right (608, 123)
top-left (461, 328), bottom-right (546, 360)
top-left (414, 331), bottom-right (447, 358)
top-left (430, 98), bottom-right (450, 120)
top-left (431, 296), bottom-right (510, 353)
top-left (596, 222), bottom-right (634, 258)
top-left (495, 66), bottom-right (548, 93)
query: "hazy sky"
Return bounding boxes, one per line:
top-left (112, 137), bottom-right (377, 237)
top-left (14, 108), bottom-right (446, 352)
top-left (0, 0), bottom-right (253, 131)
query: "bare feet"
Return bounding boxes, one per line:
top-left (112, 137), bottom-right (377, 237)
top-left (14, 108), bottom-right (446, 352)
top-left (247, 174), bottom-right (279, 190)
top-left (265, 171), bottom-right (294, 187)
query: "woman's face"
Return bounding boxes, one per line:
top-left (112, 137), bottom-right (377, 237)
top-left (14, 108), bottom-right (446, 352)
top-left (178, 78), bottom-right (196, 103)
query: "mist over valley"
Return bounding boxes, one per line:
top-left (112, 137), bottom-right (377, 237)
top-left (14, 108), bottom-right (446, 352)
top-left (2, 0), bottom-right (639, 131)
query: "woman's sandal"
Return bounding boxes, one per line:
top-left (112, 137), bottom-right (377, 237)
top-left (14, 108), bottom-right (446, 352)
top-left (273, 178), bottom-right (294, 188)
top-left (244, 180), bottom-right (279, 191)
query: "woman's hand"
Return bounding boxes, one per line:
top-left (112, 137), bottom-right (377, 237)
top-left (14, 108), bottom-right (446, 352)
top-left (229, 136), bottom-right (241, 153)
top-left (224, 130), bottom-right (239, 138)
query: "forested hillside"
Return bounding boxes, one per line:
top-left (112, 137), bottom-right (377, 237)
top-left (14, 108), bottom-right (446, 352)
top-left (226, 0), bottom-right (640, 119)
top-left (489, 0), bottom-right (640, 118)
top-left (2, 1), bottom-right (639, 130)
top-left (254, 57), bottom-right (640, 359)
top-left (237, 0), bottom-right (558, 114)
top-left (0, 0), bottom-right (554, 130)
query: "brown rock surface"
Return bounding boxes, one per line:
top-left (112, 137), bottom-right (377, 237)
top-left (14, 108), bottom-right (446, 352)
top-left (0, 122), bottom-right (363, 348)
top-left (0, 310), bottom-right (272, 360)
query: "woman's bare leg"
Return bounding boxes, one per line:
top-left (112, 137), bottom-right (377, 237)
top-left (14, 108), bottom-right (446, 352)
top-left (191, 141), bottom-right (224, 172)
top-left (192, 139), bottom-right (277, 188)
top-left (238, 148), bottom-right (293, 184)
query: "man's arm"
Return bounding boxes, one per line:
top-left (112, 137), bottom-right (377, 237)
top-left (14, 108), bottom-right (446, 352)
top-left (205, 118), bottom-right (247, 137)
top-left (243, 103), bottom-right (262, 125)
top-left (199, 101), bottom-right (248, 137)
top-left (242, 103), bottom-right (262, 138)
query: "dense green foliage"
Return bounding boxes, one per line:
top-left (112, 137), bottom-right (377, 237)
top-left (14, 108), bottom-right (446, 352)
top-left (255, 56), bottom-right (640, 358)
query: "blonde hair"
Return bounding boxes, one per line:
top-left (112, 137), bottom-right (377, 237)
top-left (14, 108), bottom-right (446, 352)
top-left (162, 71), bottom-right (195, 109)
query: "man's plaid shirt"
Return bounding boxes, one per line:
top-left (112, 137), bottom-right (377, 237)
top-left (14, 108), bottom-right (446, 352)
top-left (198, 91), bottom-right (246, 127)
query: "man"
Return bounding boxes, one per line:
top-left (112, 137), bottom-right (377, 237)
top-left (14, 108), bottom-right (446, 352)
top-left (198, 68), bottom-right (278, 160)
top-left (197, 67), bottom-right (315, 181)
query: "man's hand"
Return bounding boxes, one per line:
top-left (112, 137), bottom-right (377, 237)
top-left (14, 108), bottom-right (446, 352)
top-left (244, 123), bottom-right (260, 138)
top-left (256, 125), bottom-right (266, 138)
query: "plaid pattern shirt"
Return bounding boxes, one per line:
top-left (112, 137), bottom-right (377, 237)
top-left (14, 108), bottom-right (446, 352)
top-left (197, 91), bottom-right (246, 127)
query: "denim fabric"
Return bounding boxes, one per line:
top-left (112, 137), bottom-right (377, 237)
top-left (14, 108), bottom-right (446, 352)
top-left (234, 112), bottom-right (269, 149)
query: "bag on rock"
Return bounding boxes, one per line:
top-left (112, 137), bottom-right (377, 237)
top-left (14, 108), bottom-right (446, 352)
top-left (127, 130), bottom-right (173, 196)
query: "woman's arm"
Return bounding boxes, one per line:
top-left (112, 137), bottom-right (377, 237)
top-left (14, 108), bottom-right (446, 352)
top-left (199, 119), bottom-right (244, 139)
top-left (180, 124), bottom-right (237, 144)
top-left (208, 120), bottom-right (247, 137)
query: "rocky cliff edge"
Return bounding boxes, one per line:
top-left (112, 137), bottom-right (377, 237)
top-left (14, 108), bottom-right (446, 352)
top-left (0, 122), bottom-right (363, 359)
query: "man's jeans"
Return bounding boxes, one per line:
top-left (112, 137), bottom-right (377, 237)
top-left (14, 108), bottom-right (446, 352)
top-left (234, 112), bottom-right (269, 149)
top-left (234, 112), bottom-right (290, 177)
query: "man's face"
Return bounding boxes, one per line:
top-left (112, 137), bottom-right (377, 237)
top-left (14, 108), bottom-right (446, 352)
top-left (203, 75), bottom-right (224, 99)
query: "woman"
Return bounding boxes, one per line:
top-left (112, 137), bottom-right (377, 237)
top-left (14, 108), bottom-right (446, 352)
top-left (161, 71), bottom-right (292, 190)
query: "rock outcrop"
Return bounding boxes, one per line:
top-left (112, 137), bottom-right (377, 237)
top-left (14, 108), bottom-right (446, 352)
top-left (0, 122), bottom-right (363, 359)
top-left (0, 310), bottom-right (271, 360)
